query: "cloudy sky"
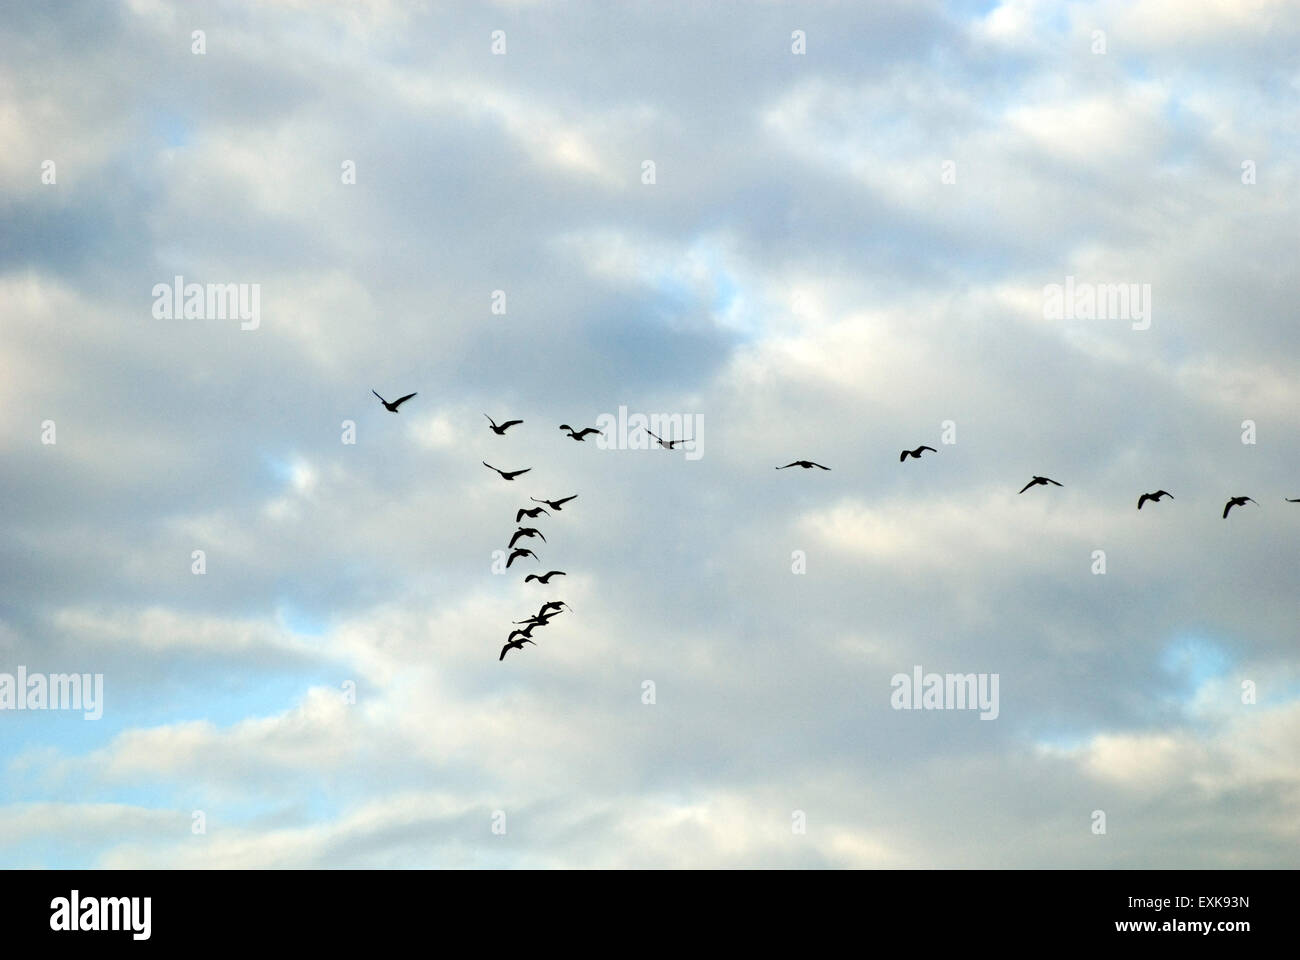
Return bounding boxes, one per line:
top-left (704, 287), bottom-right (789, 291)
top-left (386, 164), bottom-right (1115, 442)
top-left (2, 0), bottom-right (1298, 868)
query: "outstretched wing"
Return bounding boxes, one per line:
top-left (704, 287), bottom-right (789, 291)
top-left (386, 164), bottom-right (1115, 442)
top-left (500, 419), bottom-right (523, 431)
top-left (372, 390), bottom-right (386, 404)
top-left (811, 462), bottom-right (830, 470)
top-left (1018, 480), bottom-right (1035, 494)
top-left (1137, 494), bottom-right (1150, 510)
top-left (483, 462), bottom-right (499, 473)
top-left (1045, 477), bottom-right (1062, 486)
top-left (500, 643), bottom-right (512, 661)
top-left (506, 468), bottom-right (532, 479)
top-left (776, 462), bottom-right (799, 470)
top-left (391, 393), bottom-right (417, 408)
top-left (577, 428), bottom-right (602, 438)
top-left (552, 495), bottom-right (577, 506)
top-left (920, 446), bottom-right (937, 454)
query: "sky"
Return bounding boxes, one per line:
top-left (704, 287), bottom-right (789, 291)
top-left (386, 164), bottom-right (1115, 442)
top-left (1, 0), bottom-right (1298, 868)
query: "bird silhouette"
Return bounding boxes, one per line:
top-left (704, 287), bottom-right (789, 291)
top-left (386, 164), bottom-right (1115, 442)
top-left (499, 637), bottom-right (536, 661)
top-left (899, 445), bottom-right (937, 462)
top-left (508, 527), bottom-right (546, 548)
top-left (644, 427), bottom-right (688, 449)
top-left (531, 495), bottom-right (578, 510)
top-left (485, 414), bottom-right (523, 435)
top-left (776, 461), bottom-right (830, 470)
top-left (1223, 496), bottom-right (1258, 518)
top-left (1018, 476), bottom-right (1063, 494)
top-left (372, 390), bottom-right (417, 412)
top-left (524, 570), bottom-right (566, 584)
top-left (1137, 490), bottom-right (1174, 510)
top-left (536, 601), bottom-right (569, 617)
top-left (506, 547), bottom-right (539, 568)
top-left (483, 462), bottom-right (531, 481)
top-left (506, 622), bottom-right (543, 642)
top-left (559, 424), bottom-right (603, 441)
top-left (516, 506), bottom-right (549, 522)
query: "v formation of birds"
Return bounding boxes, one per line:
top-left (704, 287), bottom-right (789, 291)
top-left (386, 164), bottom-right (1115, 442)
top-left (376, 390), bottom-right (1290, 659)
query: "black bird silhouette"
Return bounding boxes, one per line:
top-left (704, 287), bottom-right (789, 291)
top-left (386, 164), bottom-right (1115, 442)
top-left (516, 506), bottom-right (549, 522)
top-left (508, 527), bottom-right (546, 548)
top-left (506, 622), bottom-right (543, 642)
top-left (499, 637), bottom-right (536, 661)
top-left (483, 462), bottom-right (531, 481)
top-left (1137, 490), bottom-right (1174, 510)
top-left (372, 389), bottom-right (417, 412)
top-left (1223, 496), bottom-right (1258, 518)
top-left (531, 495), bottom-right (578, 510)
top-left (900, 445), bottom-right (937, 462)
top-left (485, 414), bottom-right (523, 435)
top-left (524, 570), bottom-right (566, 584)
top-left (1018, 476), bottom-right (1063, 494)
top-left (505, 547), bottom-right (539, 568)
top-left (559, 424), bottom-right (603, 441)
top-left (644, 427), bottom-right (688, 449)
top-left (776, 461), bottom-right (830, 470)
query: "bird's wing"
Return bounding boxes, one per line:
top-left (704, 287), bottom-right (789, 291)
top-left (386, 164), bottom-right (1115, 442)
top-left (558, 425), bottom-right (572, 432)
top-left (1018, 480), bottom-right (1035, 494)
top-left (524, 575), bottom-right (537, 582)
top-left (1137, 495), bottom-right (1149, 509)
top-left (776, 463), bottom-right (797, 470)
top-left (536, 532), bottom-right (546, 542)
top-left (392, 393), bottom-right (417, 407)
top-left (483, 462), bottom-right (498, 472)
top-left (508, 532), bottom-right (522, 548)
top-left (920, 446), bottom-right (937, 453)
top-left (578, 428), bottom-right (601, 438)
top-left (813, 462), bottom-right (830, 470)
top-left (515, 510), bottom-right (526, 522)
top-left (510, 468), bottom-right (532, 477)
top-left (1157, 491), bottom-right (1172, 499)
top-left (1046, 478), bottom-right (1062, 486)
top-left (372, 390), bottom-right (386, 403)
top-left (484, 414), bottom-right (496, 427)
top-left (501, 420), bottom-right (523, 430)
top-left (1223, 502), bottom-right (1232, 518)
top-left (500, 644), bottom-right (511, 661)
top-left (553, 495), bottom-right (577, 506)
top-left (899, 451), bottom-right (908, 462)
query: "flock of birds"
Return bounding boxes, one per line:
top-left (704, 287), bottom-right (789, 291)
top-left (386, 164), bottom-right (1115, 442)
top-left (773, 446), bottom-right (1292, 517)
top-left (376, 389), bottom-right (1296, 658)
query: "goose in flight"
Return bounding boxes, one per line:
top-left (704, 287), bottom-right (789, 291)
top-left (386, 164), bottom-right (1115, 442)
top-left (1137, 490), bottom-right (1173, 510)
top-left (485, 414), bottom-right (523, 435)
top-left (524, 570), bottom-right (566, 584)
top-left (372, 390), bottom-right (417, 413)
top-left (483, 462), bottom-right (531, 481)
top-left (1018, 476), bottom-right (1063, 494)
top-left (499, 637), bottom-right (536, 661)
top-left (776, 461), bottom-right (830, 471)
top-left (900, 445), bottom-right (937, 462)
top-left (1223, 496), bottom-right (1258, 518)
top-left (516, 506), bottom-right (549, 522)
top-left (508, 527), bottom-right (546, 548)
top-left (644, 427), bottom-right (688, 450)
top-left (559, 424), bottom-right (603, 441)
top-left (531, 495), bottom-right (578, 510)
top-left (506, 547), bottom-right (539, 568)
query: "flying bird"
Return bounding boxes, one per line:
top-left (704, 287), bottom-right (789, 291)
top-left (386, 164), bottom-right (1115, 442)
top-left (499, 637), bottom-right (536, 661)
top-left (1223, 496), bottom-right (1258, 518)
top-left (506, 622), bottom-right (543, 642)
top-left (776, 461), bottom-right (830, 470)
top-left (372, 389), bottom-right (417, 413)
top-left (485, 414), bottom-right (523, 435)
top-left (524, 570), bottom-right (566, 584)
top-left (508, 527), bottom-right (546, 548)
top-left (1018, 476), bottom-right (1063, 494)
top-left (644, 427), bottom-right (688, 450)
top-left (1137, 490), bottom-right (1174, 510)
top-left (483, 462), bottom-right (531, 481)
top-left (531, 495), bottom-right (578, 510)
top-left (516, 506), bottom-right (549, 522)
top-left (536, 601), bottom-right (569, 617)
top-left (559, 424), bottom-right (603, 441)
top-left (899, 445), bottom-right (937, 462)
top-left (506, 547), bottom-right (539, 568)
